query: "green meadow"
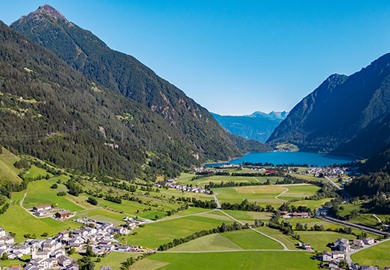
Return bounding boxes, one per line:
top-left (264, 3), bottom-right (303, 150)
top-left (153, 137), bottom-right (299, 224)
top-left (277, 184), bottom-right (320, 200)
top-left (0, 191), bottom-right (79, 242)
top-left (176, 174), bottom-right (282, 187)
top-left (298, 231), bottom-right (356, 251)
top-left (351, 239), bottom-right (390, 269)
top-left (215, 185), bottom-right (287, 205)
top-left (0, 148), bottom-right (23, 185)
top-left (130, 251), bottom-right (317, 270)
top-left (23, 179), bottom-right (84, 212)
top-left (23, 165), bottom-right (52, 180)
top-left (128, 214), bottom-right (233, 248)
top-left (170, 229), bottom-right (282, 251)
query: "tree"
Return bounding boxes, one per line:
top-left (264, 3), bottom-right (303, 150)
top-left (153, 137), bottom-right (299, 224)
top-left (87, 197), bottom-right (98, 206)
top-left (50, 183), bottom-right (58, 189)
top-left (86, 246), bottom-right (95, 257)
top-left (1, 252), bottom-right (8, 260)
top-left (120, 257), bottom-right (135, 270)
top-left (295, 222), bottom-right (304, 231)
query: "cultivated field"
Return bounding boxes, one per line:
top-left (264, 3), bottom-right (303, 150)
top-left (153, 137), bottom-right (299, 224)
top-left (130, 251), bottom-right (317, 270)
top-left (215, 184), bottom-right (321, 208)
top-left (128, 212), bottom-right (233, 248)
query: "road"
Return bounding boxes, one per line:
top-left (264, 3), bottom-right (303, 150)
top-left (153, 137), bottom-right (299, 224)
top-left (213, 193), bottom-right (221, 209)
top-left (324, 176), bottom-right (351, 202)
top-left (318, 208), bottom-right (388, 236)
top-left (345, 237), bottom-right (390, 265)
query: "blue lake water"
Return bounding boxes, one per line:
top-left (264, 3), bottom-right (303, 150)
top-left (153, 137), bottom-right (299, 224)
top-left (207, 152), bottom-right (354, 167)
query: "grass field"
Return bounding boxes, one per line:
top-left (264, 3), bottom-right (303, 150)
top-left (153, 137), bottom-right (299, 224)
top-left (338, 202), bottom-right (383, 228)
top-left (130, 251), bottom-right (317, 270)
top-left (298, 231), bottom-right (356, 251)
top-left (289, 198), bottom-right (332, 209)
top-left (128, 214), bottom-right (232, 248)
top-left (0, 191), bottom-right (79, 242)
top-left (175, 174), bottom-right (282, 187)
top-left (290, 173), bottom-right (323, 183)
top-left (277, 184), bottom-right (320, 201)
top-left (351, 239), bottom-right (390, 268)
top-left (0, 148), bottom-right (22, 185)
top-left (170, 233), bottom-right (242, 251)
top-left (222, 210), bottom-right (272, 223)
top-left (215, 184), bottom-right (320, 208)
top-left (216, 185), bottom-right (287, 205)
top-left (256, 226), bottom-right (299, 250)
top-left (23, 179), bottom-right (84, 212)
top-left (222, 229), bottom-right (283, 249)
top-left (94, 252), bottom-right (141, 270)
top-left (170, 229), bottom-right (282, 251)
top-left (23, 165), bottom-right (52, 180)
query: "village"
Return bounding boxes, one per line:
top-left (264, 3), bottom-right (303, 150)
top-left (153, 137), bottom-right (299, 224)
top-left (0, 212), bottom-right (154, 270)
top-left (160, 180), bottom-right (212, 195)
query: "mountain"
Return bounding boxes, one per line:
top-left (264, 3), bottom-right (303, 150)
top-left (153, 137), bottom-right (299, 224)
top-left (10, 5), bottom-right (250, 162)
top-left (267, 53), bottom-right (390, 157)
top-left (211, 111), bottom-right (287, 143)
top-left (0, 20), bottom-right (214, 179)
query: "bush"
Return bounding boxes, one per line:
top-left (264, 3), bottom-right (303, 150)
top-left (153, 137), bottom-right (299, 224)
top-left (57, 191), bottom-right (66, 196)
top-left (50, 183), bottom-right (58, 189)
top-left (87, 197), bottom-right (98, 206)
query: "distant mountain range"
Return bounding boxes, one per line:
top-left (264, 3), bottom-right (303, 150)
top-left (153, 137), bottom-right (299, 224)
top-left (0, 5), bottom-right (270, 179)
top-left (267, 53), bottom-right (390, 163)
top-left (211, 111), bottom-right (288, 143)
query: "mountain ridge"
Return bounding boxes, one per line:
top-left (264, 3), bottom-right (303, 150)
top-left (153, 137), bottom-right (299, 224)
top-left (267, 53), bottom-right (390, 157)
top-left (212, 111), bottom-right (287, 143)
top-left (0, 20), bottom-right (207, 179)
top-left (11, 5), bottom-right (262, 161)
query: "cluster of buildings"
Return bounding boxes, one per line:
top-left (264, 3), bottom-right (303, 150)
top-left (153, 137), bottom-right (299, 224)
top-left (300, 167), bottom-right (348, 178)
top-left (31, 205), bottom-right (73, 220)
top-left (280, 211), bottom-right (310, 218)
top-left (0, 217), bottom-right (154, 270)
top-left (164, 181), bottom-right (211, 194)
top-left (318, 237), bottom-right (378, 270)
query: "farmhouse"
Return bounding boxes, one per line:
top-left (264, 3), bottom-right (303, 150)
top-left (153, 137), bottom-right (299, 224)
top-left (55, 210), bottom-right (73, 219)
top-left (363, 238), bottom-right (375, 245)
top-left (291, 212), bottom-right (309, 218)
top-left (353, 239), bottom-right (364, 247)
top-left (32, 205), bottom-right (52, 212)
top-left (333, 238), bottom-right (351, 252)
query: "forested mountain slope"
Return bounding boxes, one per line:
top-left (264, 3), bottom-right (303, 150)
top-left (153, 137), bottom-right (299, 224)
top-left (267, 53), bottom-right (390, 157)
top-left (11, 4), bottom-right (247, 161)
top-left (0, 21), bottom-right (205, 179)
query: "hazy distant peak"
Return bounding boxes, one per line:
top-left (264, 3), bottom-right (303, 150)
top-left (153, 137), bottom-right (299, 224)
top-left (251, 111), bottom-right (288, 120)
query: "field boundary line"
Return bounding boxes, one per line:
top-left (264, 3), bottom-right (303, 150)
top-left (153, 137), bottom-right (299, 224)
top-left (274, 187), bottom-right (289, 200)
top-left (153, 209), bottom-right (218, 223)
top-left (216, 209), bottom-right (289, 251)
top-left (160, 249), bottom-right (309, 254)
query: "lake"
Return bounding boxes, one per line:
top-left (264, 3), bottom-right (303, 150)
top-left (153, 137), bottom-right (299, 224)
top-left (207, 152), bottom-right (354, 167)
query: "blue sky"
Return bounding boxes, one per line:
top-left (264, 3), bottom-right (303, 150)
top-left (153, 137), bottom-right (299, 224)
top-left (2, 1), bottom-right (390, 115)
